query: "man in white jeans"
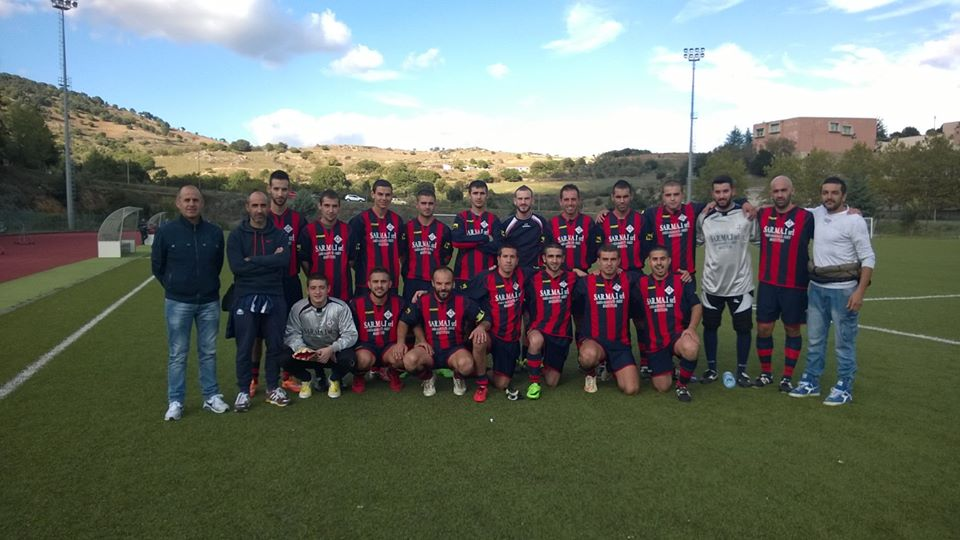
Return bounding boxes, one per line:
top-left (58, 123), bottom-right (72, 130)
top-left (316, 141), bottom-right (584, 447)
top-left (790, 177), bottom-right (875, 406)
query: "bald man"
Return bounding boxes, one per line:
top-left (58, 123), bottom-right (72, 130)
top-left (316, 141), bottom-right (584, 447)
top-left (227, 191), bottom-right (293, 411)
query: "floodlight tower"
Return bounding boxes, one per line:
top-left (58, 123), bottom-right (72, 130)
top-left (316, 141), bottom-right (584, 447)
top-left (52, 0), bottom-right (78, 230)
top-left (683, 47), bottom-right (704, 203)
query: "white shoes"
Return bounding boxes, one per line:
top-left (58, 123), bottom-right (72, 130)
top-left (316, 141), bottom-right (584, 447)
top-left (422, 373), bottom-right (437, 397)
top-left (202, 394), bottom-right (230, 414)
top-left (164, 401), bottom-right (183, 421)
top-left (584, 375), bottom-right (598, 394)
top-left (452, 376), bottom-right (467, 396)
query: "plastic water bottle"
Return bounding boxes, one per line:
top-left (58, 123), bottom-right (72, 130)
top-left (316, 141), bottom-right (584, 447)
top-left (722, 371), bottom-right (736, 389)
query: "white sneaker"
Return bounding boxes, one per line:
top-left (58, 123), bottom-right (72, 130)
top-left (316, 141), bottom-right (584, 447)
top-left (452, 376), bottom-right (467, 396)
top-left (164, 401), bottom-right (183, 421)
top-left (234, 392), bottom-right (251, 413)
top-left (422, 373), bottom-right (437, 397)
top-left (584, 375), bottom-right (598, 394)
top-left (299, 381), bottom-right (313, 399)
top-left (202, 394), bottom-right (230, 414)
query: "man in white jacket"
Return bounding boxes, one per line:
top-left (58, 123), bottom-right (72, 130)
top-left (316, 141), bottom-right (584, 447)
top-left (284, 274), bottom-right (359, 400)
top-left (790, 177), bottom-right (875, 406)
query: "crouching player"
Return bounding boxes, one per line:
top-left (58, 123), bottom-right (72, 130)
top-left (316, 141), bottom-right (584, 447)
top-left (396, 267), bottom-right (491, 401)
top-left (522, 243), bottom-right (576, 399)
top-left (283, 274), bottom-right (358, 399)
top-left (350, 267), bottom-right (407, 393)
top-left (572, 244), bottom-right (641, 395)
top-left (467, 245), bottom-right (528, 401)
top-left (637, 246), bottom-right (702, 402)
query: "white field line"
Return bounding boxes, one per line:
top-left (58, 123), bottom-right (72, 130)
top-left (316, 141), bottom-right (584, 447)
top-left (858, 325), bottom-right (960, 346)
top-left (865, 294), bottom-right (960, 302)
top-left (0, 276), bottom-right (154, 400)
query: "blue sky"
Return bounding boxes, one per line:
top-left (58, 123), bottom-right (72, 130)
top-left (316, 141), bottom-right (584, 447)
top-left (1, 0), bottom-right (958, 155)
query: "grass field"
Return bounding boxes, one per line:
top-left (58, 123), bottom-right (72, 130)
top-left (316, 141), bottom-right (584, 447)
top-left (1, 236), bottom-right (958, 538)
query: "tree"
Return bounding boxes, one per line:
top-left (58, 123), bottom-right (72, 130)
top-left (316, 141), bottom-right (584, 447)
top-left (501, 168), bottom-right (522, 182)
top-left (310, 165), bottom-right (350, 191)
top-left (748, 149), bottom-right (773, 176)
top-left (352, 159), bottom-right (381, 175)
top-left (763, 137), bottom-right (796, 157)
top-left (876, 119), bottom-right (888, 142)
top-left (446, 185), bottom-right (463, 202)
top-left (416, 169), bottom-right (440, 183)
top-left (723, 127), bottom-right (746, 148)
top-left (695, 149), bottom-right (748, 201)
top-left (476, 170), bottom-right (492, 182)
top-left (900, 126), bottom-right (921, 137)
top-left (229, 139), bottom-right (253, 152)
top-left (2, 102), bottom-right (58, 169)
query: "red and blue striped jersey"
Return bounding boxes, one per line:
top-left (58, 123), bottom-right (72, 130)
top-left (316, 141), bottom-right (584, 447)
top-left (400, 292), bottom-right (485, 350)
top-left (298, 220), bottom-right (352, 301)
top-left (349, 209), bottom-right (405, 287)
top-left (642, 203), bottom-right (703, 274)
top-left (466, 268), bottom-right (527, 341)
top-left (271, 207), bottom-right (304, 277)
top-left (572, 271), bottom-right (636, 347)
top-left (758, 206), bottom-right (814, 289)
top-left (350, 293), bottom-right (405, 349)
top-left (547, 214), bottom-right (596, 271)
top-left (401, 218), bottom-right (453, 281)
top-left (525, 269), bottom-right (575, 338)
top-left (637, 273), bottom-right (699, 351)
top-left (451, 210), bottom-right (500, 282)
top-left (592, 209), bottom-right (645, 271)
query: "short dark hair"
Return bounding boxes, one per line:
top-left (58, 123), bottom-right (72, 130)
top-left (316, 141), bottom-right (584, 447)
top-left (822, 176), bottom-right (847, 194)
top-left (319, 189), bottom-right (339, 203)
top-left (542, 242), bottom-right (564, 255)
top-left (468, 180), bottom-right (488, 192)
top-left (367, 267), bottom-right (391, 280)
top-left (268, 170), bottom-right (290, 184)
top-left (661, 180), bottom-right (683, 192)
top-left (306, 273), bottom-right (329, 287)
top-left (372, 178), bottom-right (393, 192)
top-left (612, 180), bottom-right (633, 193)
top-left (560, 184), bottom-right (580, 197)
top-left (597, 243), bottom-right (621, 256)
top-left (647, 244), bottom-right (671, 257)
top-left (416, 188), bottom-right (436, 199)
top-left (497, 244), bottom-right (519, 257)
top-left (712, 175), bottom-right (735, 188)
top-left (514, 185), bottom-right (533, 197)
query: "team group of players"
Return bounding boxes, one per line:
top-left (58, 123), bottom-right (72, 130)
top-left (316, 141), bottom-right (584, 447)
top-left (156, 166), bottom-right (867, 419)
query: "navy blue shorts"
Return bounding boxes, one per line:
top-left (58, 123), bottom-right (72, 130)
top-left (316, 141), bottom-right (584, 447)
top-left (577, 337), bottom-right (636, 372)
top-left (702, 292), bottom-right (754, 332)
top-left (646, 338), bottom-right (681, 377)
top-left (756, 282), bottom-right (807, 326)
top-left (491, 336), bottom-right (521, 378)
top-left (355, 342), bottom-right (394, 366)
top-left (433, 345), bottom-right (467, 369)
top-left (541, 334), bottom-right (572, 373)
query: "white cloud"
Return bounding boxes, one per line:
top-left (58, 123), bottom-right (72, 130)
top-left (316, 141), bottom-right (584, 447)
top-left (543, 3), bottom-right (623, 54)
top-left (0, 0), bottom-right (34, 18)
top-left (403, 48), bottom-right (443, 70)
top-left (80, 0), bottom-right (349, 64)
top-left (824, 0), bottom-right (898, 13)
top-left (329, 45), bottom-right (399, 81)
top-left (487, 63), bottom-right (509, 79)
top-left (370, 92), bottom-right (422, 109)
top-left (674, 0), bottom-right (745, 23)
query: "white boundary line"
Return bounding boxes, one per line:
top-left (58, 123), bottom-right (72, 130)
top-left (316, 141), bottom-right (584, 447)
top-left (865, 294), bottom-right (960, 302)
top-left (859, 325), bottom-right (960, 346)
top-left (0, 276), bottom-right (154, 400)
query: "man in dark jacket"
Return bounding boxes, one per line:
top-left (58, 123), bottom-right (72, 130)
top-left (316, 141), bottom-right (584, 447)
top-left (151, 185), bottom-right (229, 421)
top-left (227, 190), bottom-right (292, 411)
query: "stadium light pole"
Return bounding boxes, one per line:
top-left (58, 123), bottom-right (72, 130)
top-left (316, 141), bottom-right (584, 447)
top-left (683, 47), bottom-right (704, 203)
top-left (52, 0), bottom-right (78, 230)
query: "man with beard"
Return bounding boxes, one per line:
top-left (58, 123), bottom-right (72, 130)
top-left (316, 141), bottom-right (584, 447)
top-left (546, 184), bottom-right (595, 276)
top-left (500, 185), bottom-right (546, 271)
top-left (351, 268), bottom-right (407, 393)
top-left (451, 180), bottom-right (500, 287)
top-left (522, 243), bottom-right (576, 399)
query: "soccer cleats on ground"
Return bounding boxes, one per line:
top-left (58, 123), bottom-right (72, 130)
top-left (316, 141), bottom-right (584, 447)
top-left (266, 387), bottom-right (290, 407)
top-left (754, 373), bottom-right (774, 388)
top-left (452, 375), bottom-right (467, 396)
top-left (675, 386), bottom-right (692, 403)
top-left (699, 369), bottom-right (719, 384)
top-left (422, 374), bottom-right (437, 397)
top-left (584, 374), bottom-right (598, 394)
top-left (526, 382), bottom-right (542, 400)
top-left (234, 392), bottom-right (251, 413)
top-left (327, 380), bottom-right (341, 399)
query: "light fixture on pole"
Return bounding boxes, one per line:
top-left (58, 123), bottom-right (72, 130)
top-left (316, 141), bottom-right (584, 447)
top-left (683, 46), bottom-right (704, 203)
top-left (52, 0), bottom-right (78, 230)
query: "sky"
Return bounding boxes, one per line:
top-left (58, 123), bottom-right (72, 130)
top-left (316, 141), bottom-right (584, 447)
top-left (1, 0), bottom-right (958, 156)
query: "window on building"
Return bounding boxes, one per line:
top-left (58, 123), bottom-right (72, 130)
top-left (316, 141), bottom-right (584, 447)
top-left (829, 122), bottom-right (840, 132)
top-left (842, 125), bottom-right (853, 136)
top-left (769, 122), bottom-right (781, 134)
top-left (755, 127), bottom-right (764, 137)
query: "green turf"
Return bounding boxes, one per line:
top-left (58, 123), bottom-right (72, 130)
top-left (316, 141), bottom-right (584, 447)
top-left (0, 237), bottom-right (958, 538)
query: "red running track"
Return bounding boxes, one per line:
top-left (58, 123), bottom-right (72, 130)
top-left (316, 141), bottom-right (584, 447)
top-left (0, 231), bottom-right (141, 283)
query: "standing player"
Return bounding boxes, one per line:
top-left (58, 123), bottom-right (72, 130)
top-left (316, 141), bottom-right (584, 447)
top-left (523, 243), bottom-right (576, 399)
top-left (755, 176), bottom-right (814, 391)
top-left (500, 185), bottom-right (546, 271)
top-left (546, 184), bottom-right (595, 276)
top-left (451, 180), bottom-right (500, 287)
top-left (350, 179), bottom-right (404, 296)
top-left (299, 190), bottom-right (353, 302)
top-left (696, 175), bottom-right (758, 387)
top-left (396, 267), bottom-right (491, 401)
top-left (467, 245), bottom-right (528, 400)
top-left (789, 177), bottom-right (875, 406)
top-left (636, 246), bottom-right (703, 402)
top-left (400, 188), bottom-right (453, 303)
top-left (350, 268), bottom-right (407, 393)
top-left (572, 244), bottom-right (640, 396)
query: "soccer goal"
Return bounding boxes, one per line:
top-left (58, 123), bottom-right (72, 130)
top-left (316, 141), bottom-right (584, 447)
top-left (97, 206), bottom-right (142, 258)
top-left (864, 216), bottom-right (875, 238)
